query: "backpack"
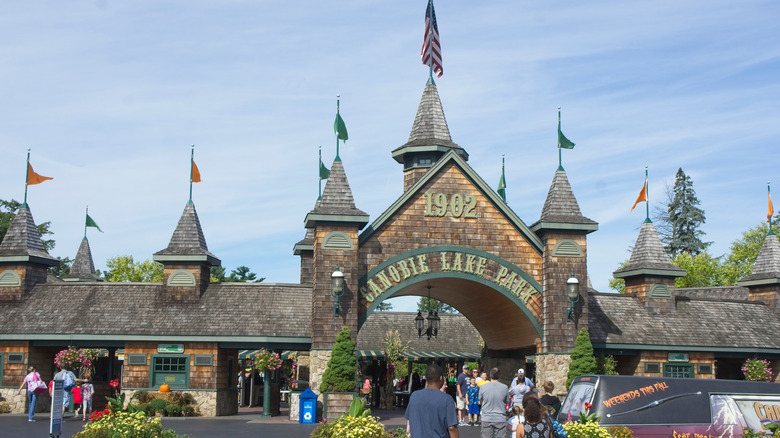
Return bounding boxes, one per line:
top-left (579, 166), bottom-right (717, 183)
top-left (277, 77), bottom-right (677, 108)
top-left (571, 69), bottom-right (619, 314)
top-left (63, 371), bottom-right (76, 391)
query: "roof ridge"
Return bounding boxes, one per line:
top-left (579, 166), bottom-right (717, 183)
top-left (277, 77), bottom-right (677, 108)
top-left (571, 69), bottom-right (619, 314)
top-left (310, 159), bottom-right (367, 217)
top-left (154, 202), bottom-right (219, 259)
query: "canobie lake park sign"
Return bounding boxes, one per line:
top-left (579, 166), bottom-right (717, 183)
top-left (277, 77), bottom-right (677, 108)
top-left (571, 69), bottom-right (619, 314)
top-left (359, 246), bottom-right (543, 312)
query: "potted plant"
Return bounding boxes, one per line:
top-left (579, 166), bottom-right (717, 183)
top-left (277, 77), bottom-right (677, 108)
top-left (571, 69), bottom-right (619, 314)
top-left (319, 327), bottom-right (357, 419)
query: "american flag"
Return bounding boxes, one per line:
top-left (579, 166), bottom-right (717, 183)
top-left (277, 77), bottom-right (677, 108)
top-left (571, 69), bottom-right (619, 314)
top-left (421, 0), bottom-right (443, 78)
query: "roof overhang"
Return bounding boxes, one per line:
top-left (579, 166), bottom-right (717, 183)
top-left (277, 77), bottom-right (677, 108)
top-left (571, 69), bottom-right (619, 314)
top-left (738, 277), bottom-right (780, 287)
top-left (528, 221), bottom-right (599, 234)
top-left (613, 268), bottom-right (686, 279)
top-left (303, 213), bottom-right (369, 229)
top-left (0, 255), bottom-right (61, 267)
top-left (391, 144), bottom-right (468, 164)
top-left (152, 253), bottom-right (221, 266)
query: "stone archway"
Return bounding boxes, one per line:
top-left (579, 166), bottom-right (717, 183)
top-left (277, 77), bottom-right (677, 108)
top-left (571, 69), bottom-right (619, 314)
top-left (358, 245), bottom-right (544, 350)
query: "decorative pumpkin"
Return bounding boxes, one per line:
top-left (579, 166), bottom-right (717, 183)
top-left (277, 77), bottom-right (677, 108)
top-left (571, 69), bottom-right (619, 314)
top-left (159, 384), bottom-right (170, 393)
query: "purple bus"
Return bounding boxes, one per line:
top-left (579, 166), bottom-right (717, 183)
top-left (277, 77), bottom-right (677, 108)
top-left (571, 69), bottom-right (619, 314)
top-left (559, 375), bottom-right (780, 438)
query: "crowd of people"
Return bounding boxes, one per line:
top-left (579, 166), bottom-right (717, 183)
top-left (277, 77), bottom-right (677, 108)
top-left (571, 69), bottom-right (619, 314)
top-left (17, 365), bottom-right (95, 423)
top-left (404, 364), bottom-right (564, 438)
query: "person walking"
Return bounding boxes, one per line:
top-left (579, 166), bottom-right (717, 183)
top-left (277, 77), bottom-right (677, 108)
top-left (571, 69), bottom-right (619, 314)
top-left (518, 396), bottom-right (550, 438)
top-left (478, 367), bottom-right (509, 438)
top-left (17, 366), bottom-right (43, 422)
top-left (538, 381), bottom-right (561, 419)
top-left (81, 380), bottom-right (95, 421)
top-left (404, 363), bottom-right (459, 438)
top-left (456, 364), bottom-right (470, 426)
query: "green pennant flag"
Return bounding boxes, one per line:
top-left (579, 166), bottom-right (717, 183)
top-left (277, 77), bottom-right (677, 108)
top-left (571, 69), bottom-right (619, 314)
top-left (319, 161), bottom-right (330, 180)
top-left (558, 111), bottom-right (575, 149)
top-left (86, 214), bottom-right (103, 232)
top-left (334, 112), bottom-right (348, 142)
top-left (497, 156), bottom-right (507, 202)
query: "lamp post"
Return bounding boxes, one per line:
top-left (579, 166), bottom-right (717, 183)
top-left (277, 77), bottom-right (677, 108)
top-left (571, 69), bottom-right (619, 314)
top-left (415, 286), bottom-right (440, 340)
top-left (566, 272), bottom-right (580, 322)
top-left (331, 266), bottom-right (344, 318)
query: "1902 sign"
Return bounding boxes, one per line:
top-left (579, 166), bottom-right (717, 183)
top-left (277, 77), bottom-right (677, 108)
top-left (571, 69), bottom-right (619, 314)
top-left (424, 192), bottom-right (477, 218)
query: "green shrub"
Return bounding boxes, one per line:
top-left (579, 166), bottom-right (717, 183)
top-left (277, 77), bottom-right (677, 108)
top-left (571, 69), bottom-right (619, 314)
top-left (132, 390), bottom-right (155, 404)
top-left (148, 398), bottom-right (169, 415)
top-left (566, 328), bottom-right (598, 389)
top-left (164, 404), bottom-right (182, 417)
top-left (319, 327), bottom-right (357, 393)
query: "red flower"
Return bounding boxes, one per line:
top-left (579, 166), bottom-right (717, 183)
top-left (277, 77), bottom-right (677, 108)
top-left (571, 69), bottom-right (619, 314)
top-left (585, 402), bottom-right (592, 410)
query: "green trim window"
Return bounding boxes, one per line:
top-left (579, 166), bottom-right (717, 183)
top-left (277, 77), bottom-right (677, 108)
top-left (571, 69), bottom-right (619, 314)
top-left (150, 355), bottom-right (189, 389)
top-left (664, 363), bottom-right (694, 378)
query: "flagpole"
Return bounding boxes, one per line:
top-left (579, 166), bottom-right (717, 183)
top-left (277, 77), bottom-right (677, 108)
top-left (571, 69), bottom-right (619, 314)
top-left (189, 145), bottom-right (195, 203)
top-left (769, 181), bottom-right (773, 231)
top-left (318, 146), bottom-right (323, 200)
top-left (335, 97), bottom-right (341, 161)
top-left (502, 154), bottom-right (506, 204)
top-left (557, 108), bottom-right (563, 170)
top-left (85, 206), bottom-right (89, 239)
top-left (23, 149), bottom-right (31, 207)
top-left (645, 166), bottom-right (650, 223)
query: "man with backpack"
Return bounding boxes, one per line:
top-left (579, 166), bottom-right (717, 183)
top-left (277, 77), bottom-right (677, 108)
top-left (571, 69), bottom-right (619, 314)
top-left (53, 366), bottom-right (82, 417)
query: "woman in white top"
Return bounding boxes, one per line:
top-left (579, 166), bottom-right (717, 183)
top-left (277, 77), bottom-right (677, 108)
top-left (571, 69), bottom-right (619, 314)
top-left (507, 405), bottom-right (525, 438)
top-left (17, 366), bottom-right (42, 422)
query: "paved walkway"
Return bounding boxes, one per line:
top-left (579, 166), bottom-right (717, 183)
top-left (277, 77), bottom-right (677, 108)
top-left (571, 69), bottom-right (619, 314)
top-left (0, 407), bottom-right (486, 437)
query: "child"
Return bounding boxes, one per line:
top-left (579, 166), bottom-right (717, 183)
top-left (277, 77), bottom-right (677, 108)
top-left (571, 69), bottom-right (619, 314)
top-left (507, 405), bottom-right (525, 438)
top-left (466, 377), bottom-right (480, 426)
top-left (72, 385), bottom-right (83, 416)
top-left (81, 381), bottom-right (94, 421)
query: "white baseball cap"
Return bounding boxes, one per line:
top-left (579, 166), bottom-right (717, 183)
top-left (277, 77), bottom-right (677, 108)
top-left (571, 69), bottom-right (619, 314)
top-left (517, 368), bottom-right (524, 374)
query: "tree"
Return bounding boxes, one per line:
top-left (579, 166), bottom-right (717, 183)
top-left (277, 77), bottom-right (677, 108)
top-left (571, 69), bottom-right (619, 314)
top-left (665, 168), bottom-right (710, 256)
top-left (608, 260), bottom-right (628, 293)
top-left (417, 297), bottom-right (456, 314)
top-left (376, 302), bottom-right (393, 311)
top-left (566, 328), bottom-right (597, 389)
top-left (104, 255), bottom-right (163, 282)
top-left (382, 329), bottom-right (408, 409)
top-left (49, 256), bottom-right (73, 279)
top-left (319, 327), bottom-right (357, 393)
top-left (0, 198), bottom-right (55, 252)
top-left (209, 265), bottom-right (265, 283)
top-left (672, 251), bottom-right (726, 288)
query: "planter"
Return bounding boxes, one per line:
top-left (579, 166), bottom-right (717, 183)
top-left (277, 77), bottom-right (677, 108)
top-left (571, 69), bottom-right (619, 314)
top-left (323, 392), bottom-right (355, 420)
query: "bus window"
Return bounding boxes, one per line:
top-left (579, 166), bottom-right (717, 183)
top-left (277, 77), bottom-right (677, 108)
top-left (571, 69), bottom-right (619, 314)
top-left (733, 396), bottom-right (780, 432)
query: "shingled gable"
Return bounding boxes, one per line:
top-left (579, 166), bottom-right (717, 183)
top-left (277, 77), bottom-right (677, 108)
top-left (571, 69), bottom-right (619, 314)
top-left (738, 232), bottom-right (780, 285)
top-left (304, 159), bottom-right (369, 228)
top-left (613, 221), bottom-right (685, 278)
top-left (63, 237), bottom-right (101, 282)
top-left (358, 149), bottom-right (543, 252)
top-left (153, 201), bottom-right (219, 266)
top-left (391, 80), bottom-right (467, 158)
top-left (529, 170), bottom-right (598, 233)
top-left (0, 204), bottom-right (59, 266)
top-left (293, 227), bottom-right (315, 255)
top-left (588, 291), bottom-right (780, 352)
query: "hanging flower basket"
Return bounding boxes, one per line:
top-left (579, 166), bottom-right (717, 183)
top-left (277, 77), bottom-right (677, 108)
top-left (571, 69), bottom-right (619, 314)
top-left (54, 346), bottom-right (93, 371)
top-left (252, 349), bottom-right (283, 372)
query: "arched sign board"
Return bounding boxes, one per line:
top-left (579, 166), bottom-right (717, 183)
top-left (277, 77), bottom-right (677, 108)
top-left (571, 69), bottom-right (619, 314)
top-left (357, 245), bottom-right (544, 337)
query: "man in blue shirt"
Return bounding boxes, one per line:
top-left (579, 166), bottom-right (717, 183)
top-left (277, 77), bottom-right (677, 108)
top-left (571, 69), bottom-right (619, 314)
top-left (405, 364), bottom-right (459, 438)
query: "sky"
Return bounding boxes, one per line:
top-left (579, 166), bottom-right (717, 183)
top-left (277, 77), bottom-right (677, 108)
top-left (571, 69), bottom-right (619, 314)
top-left (1, 1), bottom-right (779, 312)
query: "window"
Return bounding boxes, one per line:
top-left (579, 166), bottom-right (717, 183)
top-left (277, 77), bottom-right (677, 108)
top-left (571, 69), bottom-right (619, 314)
top-left (150, 355), bottom-right (189, 389)
top-left (664, 363), bottom-right (694, 378)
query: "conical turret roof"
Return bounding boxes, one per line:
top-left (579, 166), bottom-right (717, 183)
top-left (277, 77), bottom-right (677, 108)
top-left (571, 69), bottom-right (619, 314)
top-left (614, 221), bottom-right (685, 278)
top-left (64, 237), bottom-right (101, 281)
top-left (530, 170), bottom-right (597, 233)
top-left (154, 201), bottom-right (220, 265)
top-left (305, 160), bottom-right (369, 228)
top-left (392, 81), bottom-right (468, 165)
top-left (0, 204), bottom-right (59, 266)
top-left (739, 232), bottom-right (780, 284)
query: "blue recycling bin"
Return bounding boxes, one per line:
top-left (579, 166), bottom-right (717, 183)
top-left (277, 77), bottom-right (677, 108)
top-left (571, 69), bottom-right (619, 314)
top-left (299, 388), bottom-right (318, 424)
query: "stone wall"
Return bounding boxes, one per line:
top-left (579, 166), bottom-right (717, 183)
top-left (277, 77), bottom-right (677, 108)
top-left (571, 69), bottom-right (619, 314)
top-left (309, 349), bottom-right (331, 395)
top-left (534, 353), bottom-right (571, 400)
top-left (0, 388), bottom-right (26, 414)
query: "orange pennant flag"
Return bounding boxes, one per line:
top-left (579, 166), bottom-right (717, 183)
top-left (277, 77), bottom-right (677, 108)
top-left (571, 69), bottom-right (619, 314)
top-left (631, 178), bottom-right (647, 212)
top-left (192, 161), bottom-right (201, 183)
top-left (768, 190), bottom-right (774, 223)
top-left (27, 163), bottom-right (53, 185)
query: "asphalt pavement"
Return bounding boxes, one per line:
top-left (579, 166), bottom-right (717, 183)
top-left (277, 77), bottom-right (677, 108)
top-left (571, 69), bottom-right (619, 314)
top-left (0, 410), bottom-right (487, 438)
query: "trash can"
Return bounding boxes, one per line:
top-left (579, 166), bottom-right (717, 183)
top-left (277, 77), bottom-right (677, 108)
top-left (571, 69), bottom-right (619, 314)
top-left (299, 388), bottom-right (317, 424)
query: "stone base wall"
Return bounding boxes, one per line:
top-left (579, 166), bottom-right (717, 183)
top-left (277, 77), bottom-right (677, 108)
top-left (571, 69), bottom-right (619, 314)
top-left (0, 388), bottom-right (26, 414)
top-left (121, 389), bottom-right (220, 417)
top-left (534, 353), bottom-right (571, 399)
top-left (309, 350), bottom-right (331, 395)
top-left (325, 392), bottom-right (354, 420)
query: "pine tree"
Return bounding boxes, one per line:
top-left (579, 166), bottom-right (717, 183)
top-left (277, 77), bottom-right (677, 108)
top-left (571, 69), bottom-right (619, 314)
top-left (666, 168), bottom-right (710, 256)
top-left (566, 328), bottom-right (597, 389)
top-left (319, 327), bottom-right (357, 392)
